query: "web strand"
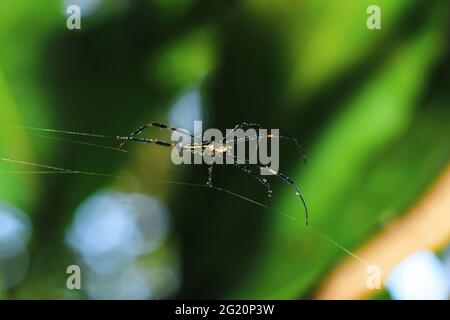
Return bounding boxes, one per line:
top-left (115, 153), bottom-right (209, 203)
top-left (1, 145), bottom-right (367, 267)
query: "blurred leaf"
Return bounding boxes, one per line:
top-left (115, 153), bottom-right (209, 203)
top-left (229, 11), bottom-right (447, 299)
top-left (0, 70), bottom-right (36, 209)
top-left (148, 0), bottom-right (195, 23)
top-left (244, 0), bottom-right (419, 100)
top-left (148, 27), bottom-right (216, 92)
top-left (290, 0), bottom-right (417, 95)
top-left (286, 0), bottom-right (416, 99)
top-left (0, 1), bottom-right (59, 147)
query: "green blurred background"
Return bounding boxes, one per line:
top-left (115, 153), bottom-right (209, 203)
top-left (0, 0), bottom-right (449, 299)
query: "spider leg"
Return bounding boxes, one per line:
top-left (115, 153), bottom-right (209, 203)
top-left (118, 121), bottom-right (199, 148)
top-left (225, 123), bottom-right (307, 164)
top-left (270, 133), bottom-right (307, 164)
top-left (116, 136), bottom-right (175, 147)
top-left (229, 133), bottom-right (307, 164)
top-left (223, 122), bottom-right (263, 143)
top-left (233, 162), bottom-right (273, 205)
top-left (262, 167), bottom-right (308, 225)
top-left (206, 164), bottom-right (214, 188)
top-left (221, 150), bottom-right (273, 204)
top-left (224, 153), bottom-right (307, 223)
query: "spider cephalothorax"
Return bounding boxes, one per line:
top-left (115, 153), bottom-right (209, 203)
top-left (202, 142), bottom-right (231, 157)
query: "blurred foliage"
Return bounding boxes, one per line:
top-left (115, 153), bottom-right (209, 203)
top-left (0, 0), bottom-right (448, 299)
top-left (231, 14), bottom-right (449, 298)
top-left (0, 72), bottom-right (36, 208)
top-left (149, 27), bottom-right (216, 92)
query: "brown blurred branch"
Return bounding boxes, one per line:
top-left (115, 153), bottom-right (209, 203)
top-left (315, 163), bottom-right (450, 300)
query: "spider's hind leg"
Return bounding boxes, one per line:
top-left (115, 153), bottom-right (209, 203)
top-left (262, 167), bottom-right (308, 225)
top-left (223, 122), bottom-right (264, 143)
top-left (234, 163), bottom-right (273, 206)
top-left (225, 124), bottom-right (307, 164)
top-left (206, 164), bottom-right (214, 188)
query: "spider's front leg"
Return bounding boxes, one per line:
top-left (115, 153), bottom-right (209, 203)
top-left (118, 121), bottom-right (197, 148)
top-left (117, 123), bottom-right (154, 148)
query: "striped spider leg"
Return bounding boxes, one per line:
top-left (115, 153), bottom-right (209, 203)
top-left (117, 121), bottom-right (204, 149)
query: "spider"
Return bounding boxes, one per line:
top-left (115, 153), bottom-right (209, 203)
top-left (117, 122), bottom-right (309, 225)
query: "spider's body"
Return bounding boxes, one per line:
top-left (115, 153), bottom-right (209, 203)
top-left (117, 122), bottom-right (308, 225)
top-left (177, 141), bottom-right (231, 158)
top-left (203, 143), bottom-right (231, 157)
